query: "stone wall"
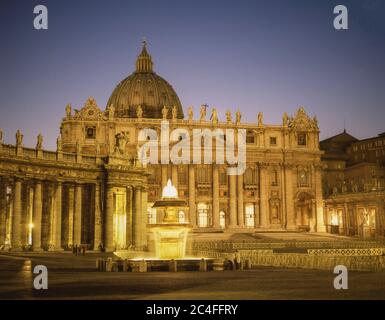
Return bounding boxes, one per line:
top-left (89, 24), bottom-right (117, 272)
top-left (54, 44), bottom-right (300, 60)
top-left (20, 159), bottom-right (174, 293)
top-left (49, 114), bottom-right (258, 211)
top-left (192, 249), bottom-right (385, 272)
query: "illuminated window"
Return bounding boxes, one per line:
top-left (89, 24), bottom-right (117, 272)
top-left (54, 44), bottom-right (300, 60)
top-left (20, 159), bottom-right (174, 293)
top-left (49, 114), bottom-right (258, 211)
top-left (197, 203), bottom-right (209, 228)
top-left (245, 204), bottom-right (255, 228)
top-left (219, 211), bottom-right (226, 229)
top-left (178, 211), bottom-right (186, 223)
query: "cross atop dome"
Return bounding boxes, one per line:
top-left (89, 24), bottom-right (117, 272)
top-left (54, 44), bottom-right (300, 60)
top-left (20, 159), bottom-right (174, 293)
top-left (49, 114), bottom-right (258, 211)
top-left (142, 37), bottom-right (147, 48)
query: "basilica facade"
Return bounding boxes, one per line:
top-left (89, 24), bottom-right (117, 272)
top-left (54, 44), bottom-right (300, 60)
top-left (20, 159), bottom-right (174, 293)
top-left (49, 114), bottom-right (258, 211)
top-left (0, 43), bottom-right (326, 252)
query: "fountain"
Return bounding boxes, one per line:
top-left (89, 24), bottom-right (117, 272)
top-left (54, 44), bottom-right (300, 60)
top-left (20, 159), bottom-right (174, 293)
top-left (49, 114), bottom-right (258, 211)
top-left (103, 180), bottom-right (221, 272)
top-left (149, 179), bottom-right (191, 259)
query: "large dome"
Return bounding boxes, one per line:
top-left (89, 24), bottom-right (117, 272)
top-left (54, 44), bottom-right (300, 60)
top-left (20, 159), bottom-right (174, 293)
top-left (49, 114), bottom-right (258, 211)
top-left (107, 41), bottom-right (184, 119)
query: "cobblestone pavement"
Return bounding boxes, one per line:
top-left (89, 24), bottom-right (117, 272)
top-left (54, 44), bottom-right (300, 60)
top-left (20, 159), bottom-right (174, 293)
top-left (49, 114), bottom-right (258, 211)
top-left (1, 253), bottom-right (385, 300)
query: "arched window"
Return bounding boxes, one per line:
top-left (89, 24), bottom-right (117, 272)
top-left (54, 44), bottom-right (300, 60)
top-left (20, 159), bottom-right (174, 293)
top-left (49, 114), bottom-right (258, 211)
top-left (197, 203), bottom-right (209, 228)
top-left (197, 166), bottom-right (210, 183)
top-left (219, 211), bottom-right (226, 229)
top-left (178, 211), bottom-right (186, 223)
top-left (245, 167), bottom-right (256, 185)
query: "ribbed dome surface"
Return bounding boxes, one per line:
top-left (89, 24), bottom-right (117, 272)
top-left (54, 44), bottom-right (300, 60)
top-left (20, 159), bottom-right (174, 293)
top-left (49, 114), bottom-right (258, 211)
top-left (107, 41), bottom-right (184, 119)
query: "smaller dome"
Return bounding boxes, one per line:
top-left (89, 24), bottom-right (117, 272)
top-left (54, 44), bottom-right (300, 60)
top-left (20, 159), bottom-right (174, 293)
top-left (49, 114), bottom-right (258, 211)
top-left (107, 40), bottom-right (184, 119)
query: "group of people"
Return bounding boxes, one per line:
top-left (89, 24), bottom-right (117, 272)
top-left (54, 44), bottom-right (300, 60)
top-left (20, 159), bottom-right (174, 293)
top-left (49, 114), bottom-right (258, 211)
top-left (72, 244), bottom-right (86, 256)
top-left (224, 250), bottom-right (242, 270)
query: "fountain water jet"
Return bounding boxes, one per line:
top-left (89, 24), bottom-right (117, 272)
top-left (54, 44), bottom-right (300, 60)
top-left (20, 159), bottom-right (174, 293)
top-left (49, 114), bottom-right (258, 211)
top-left (149, 179), bottom-right (191, 259)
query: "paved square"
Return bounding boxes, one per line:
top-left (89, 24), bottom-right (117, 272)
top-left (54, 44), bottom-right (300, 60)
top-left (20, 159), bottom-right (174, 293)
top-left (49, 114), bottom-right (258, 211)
top-left (1, 253), bottom-right (385, 300)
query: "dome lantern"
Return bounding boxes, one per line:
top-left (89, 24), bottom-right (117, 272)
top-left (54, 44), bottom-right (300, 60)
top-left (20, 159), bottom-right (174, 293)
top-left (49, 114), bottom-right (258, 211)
top-left (135, 39), bottom-right (153, 73)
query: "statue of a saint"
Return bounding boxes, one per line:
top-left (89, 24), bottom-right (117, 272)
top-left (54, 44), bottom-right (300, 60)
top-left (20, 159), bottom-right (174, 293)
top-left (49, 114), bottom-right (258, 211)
top-left (199, 105), bottom-right (207, 121)
top-left (235, 110), bottom-right (241, 124)
top-left (114, 132), bottom-right (128, 155)
top-left (172, 106), bottom-right (178, 120)
top-left (211, 108), bottom-right (218, 123)
top-left (258, 112), bottom-right (263, 126)
top-left (226, 110), bottom-right (232, 123)
top-left (188, 106), bottom-right (193, 121)
top-left (56, 135), bottom-right (62, 152)
top-left (108, 104), bottom-right (115, 120)
top-left (66, 103), bottom-right (72, 119)
top-left (16, 130), bottom-right (23, 146)
top-left (136, 105), bottom-right (143, 119)
top-left (162, 106), bottom-right (168, 119)
top-left (313, 116), bottom-right (318, 129)
top-left (36, 133), bottom-right (43, 150)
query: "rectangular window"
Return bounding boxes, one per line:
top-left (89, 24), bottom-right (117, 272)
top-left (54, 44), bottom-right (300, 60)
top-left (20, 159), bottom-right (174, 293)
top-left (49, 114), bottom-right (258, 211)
top-left (246, 136), bottom-right (255, 144)
top-left (245, 204), bottom-right (255, 228)
top-left (85, 126), bottom-right (96, 139)
top-left (297, 133), bottom-right (307, 146)
top-left (270, 137), bottom-right (277, 146)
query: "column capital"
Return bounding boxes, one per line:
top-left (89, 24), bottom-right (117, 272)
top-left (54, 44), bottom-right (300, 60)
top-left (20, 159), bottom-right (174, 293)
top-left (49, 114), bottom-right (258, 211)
top-left (258, 162), bottom-right (269, 169)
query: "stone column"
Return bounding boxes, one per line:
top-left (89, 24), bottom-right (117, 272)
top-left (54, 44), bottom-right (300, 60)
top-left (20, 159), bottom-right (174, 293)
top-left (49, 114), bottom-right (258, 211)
top-left (141, 187), bottom-right (148, 248)
top-left (73, 184), bottom-right (82, 246)
top-left (67, 184), bottom-right (74, 248)
top-left (54, 182), bottom-right (62, 250)
top-left (237, 173), bottom-right (244, 228)
top-left (172, 165), bottom-right (178, 191)
top-left (314, 166), bottom-right (326, 232)
top-left (93, 183), bottom-right (102, 251)
top-left (11, 179), bottom-right (22, 250)
top-left (259, 165), bottom-right (269, 228)
top-left (105, 185), bottom-right (114, 252)
top-left (32, 181), bottom-right (43, 251)
top-left (126, 186), bottom-right (133, 246)
top-left (344, 202), bottom-right (350, 236)
top-left (309, 200), bottom-right (316, 232)
top-left (133, 187), bottom-right (142, 249)
top-left (254, 202), bottom-right (260, 227)
top-left (212, 165), bottom-right (220, 229)
top-left (284, 165), bottom-right (295, 230)
top-left (229, 173), bottom-right (237, 228)
top-left (188, 165), bottom-right (196, 226)
top-left (0, 181), bottom-right (6, 246)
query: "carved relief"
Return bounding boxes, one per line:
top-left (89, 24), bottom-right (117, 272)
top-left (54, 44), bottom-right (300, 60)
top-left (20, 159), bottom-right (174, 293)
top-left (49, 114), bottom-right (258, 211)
top-left (72, 97), bottom-right (106, 121)
top-left (288, 107), bottom-right (318, 131)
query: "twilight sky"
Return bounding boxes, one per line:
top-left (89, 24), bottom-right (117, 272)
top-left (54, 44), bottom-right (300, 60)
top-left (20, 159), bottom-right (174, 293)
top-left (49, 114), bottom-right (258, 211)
top-left (0, 0), bottom-right (384, 149)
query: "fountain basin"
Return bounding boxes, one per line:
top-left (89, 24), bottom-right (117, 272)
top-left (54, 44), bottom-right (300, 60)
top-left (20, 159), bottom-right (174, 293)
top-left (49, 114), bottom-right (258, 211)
top-left (148, 223), bottom-right (192, 259)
